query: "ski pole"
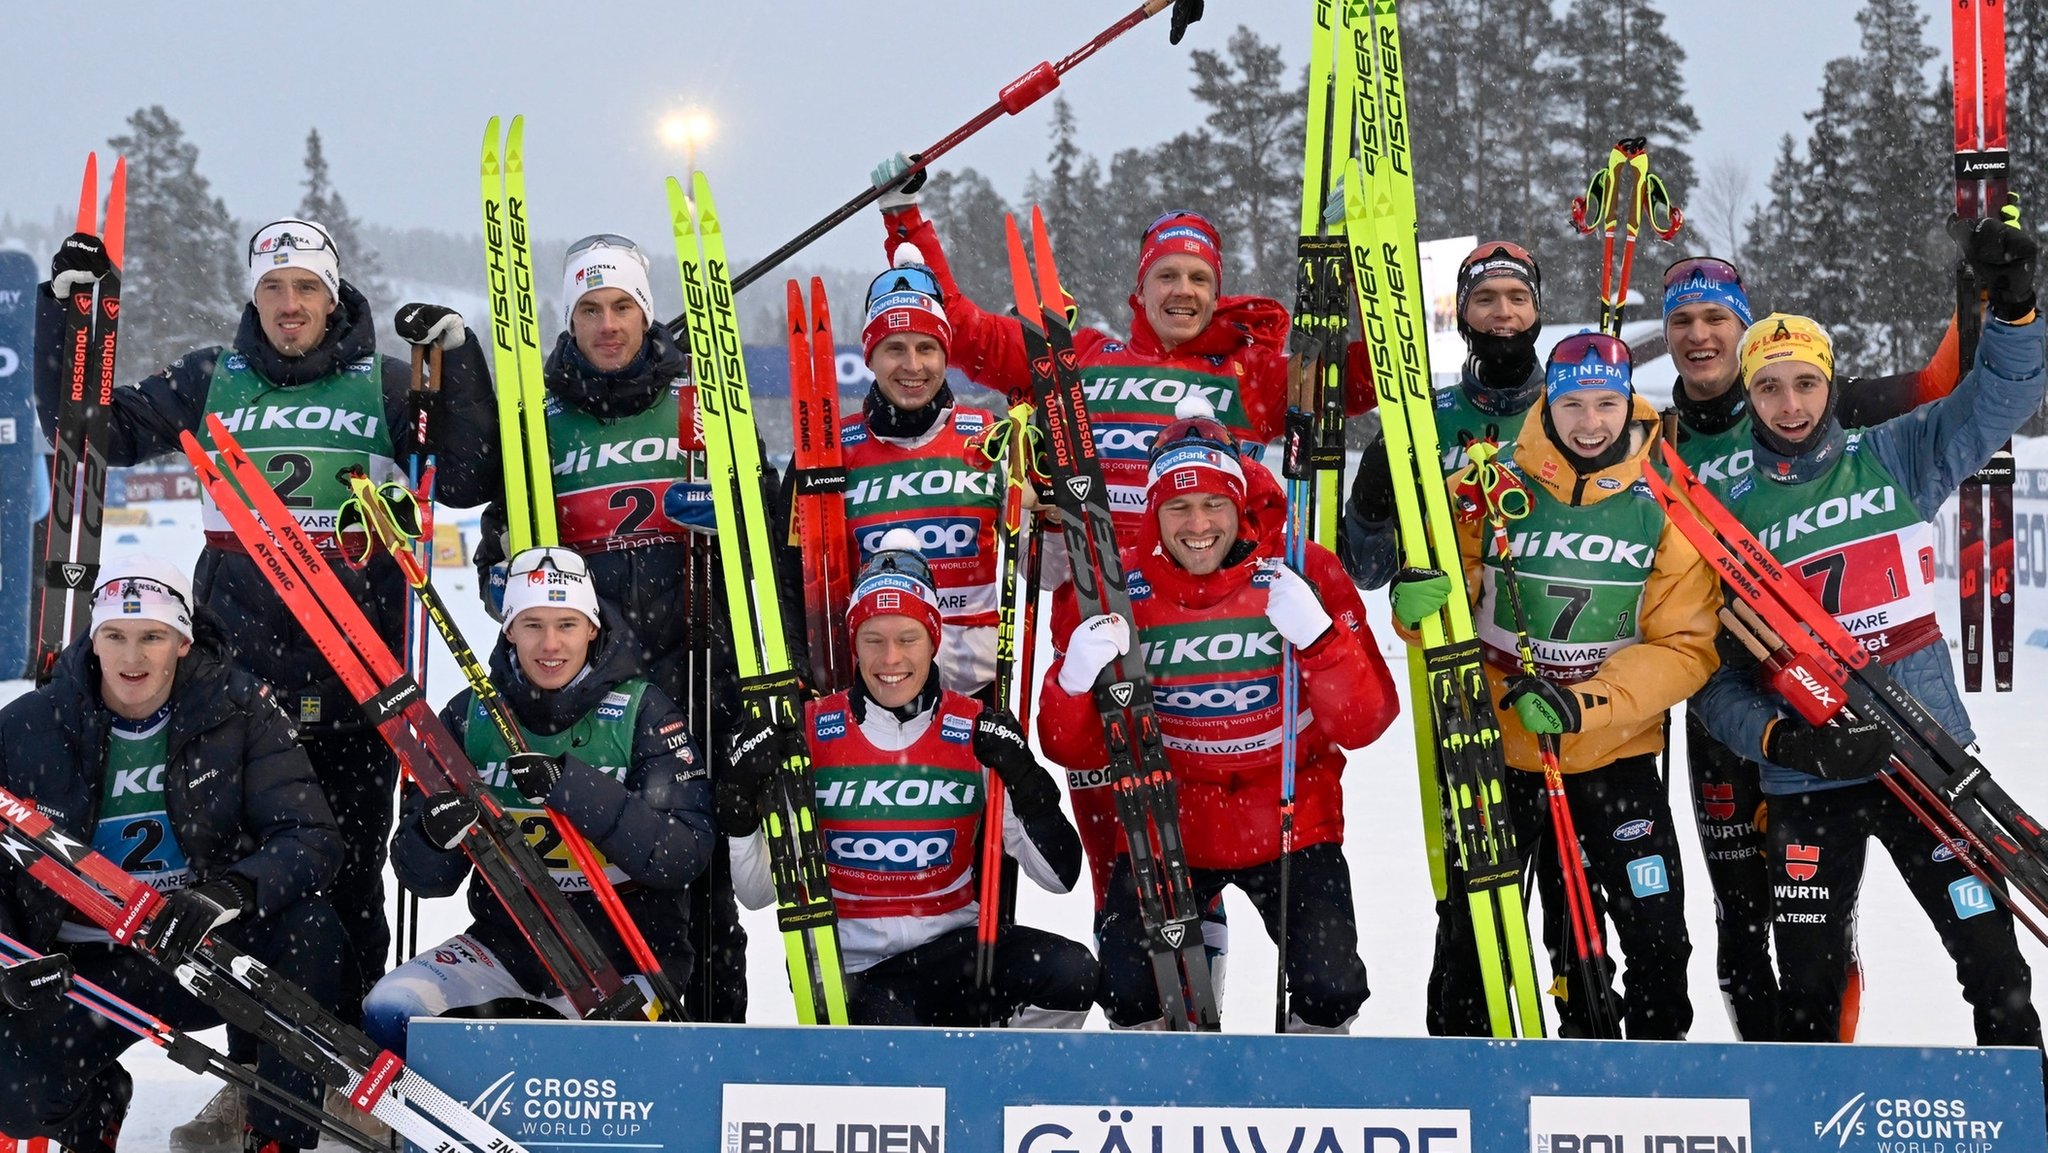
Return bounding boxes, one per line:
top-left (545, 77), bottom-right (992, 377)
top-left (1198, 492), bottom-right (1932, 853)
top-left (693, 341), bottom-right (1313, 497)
top-left (658, 0), bottom-right (1183, 322)
top-left (1465, 444), bottom-right (1622, 1039)
top-left (1571, 138), bottom-right (1682, 337)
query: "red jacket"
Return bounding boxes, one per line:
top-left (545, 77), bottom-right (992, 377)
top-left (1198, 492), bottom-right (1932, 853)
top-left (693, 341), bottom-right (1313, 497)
top-left (1035, 460), bottom-right (1399, 875)
top-left (882, 206), bottom-right (1375, 536)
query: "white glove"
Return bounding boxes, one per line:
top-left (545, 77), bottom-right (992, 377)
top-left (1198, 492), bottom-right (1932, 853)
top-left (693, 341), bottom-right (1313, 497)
top-left (1057, 613), bottom-right (1130, 695)
top-left (1264, 562), bottom-right (1333, 648)
top-left (871, 152), bottom-right (926, 213)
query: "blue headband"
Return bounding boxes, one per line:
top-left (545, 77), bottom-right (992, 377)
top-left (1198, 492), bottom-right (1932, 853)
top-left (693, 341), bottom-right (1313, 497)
top-left (1663, 268), bottom-right (1754, 327)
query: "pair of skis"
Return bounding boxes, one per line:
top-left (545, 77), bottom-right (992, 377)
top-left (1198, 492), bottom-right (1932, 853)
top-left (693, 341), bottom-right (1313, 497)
top-left (181, 416), bottom-right (647, 1024)
top-left (1645, 442), bottom-right (2048, 942)
top-left (1338, 0), bottom-right (1544, 1038)
top-left (0, 785), bottom-right (527, 1153)
top-left (26, 153), bottom-right (125, 684)
top-left (1952, 0), bottom-right (2015, 694)
top-left (668, 171), bottom-right (849, 1023)
top-left (481, 115), bottom-right (558, 555)
top-left (787, 279), bottom-right (856, 696)
top-left (1006, 206), bottom-right (1219, 1030)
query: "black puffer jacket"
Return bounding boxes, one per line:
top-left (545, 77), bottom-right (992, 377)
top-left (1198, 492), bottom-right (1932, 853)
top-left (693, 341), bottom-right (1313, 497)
top-left (391, 618), bottom-right (714, 995)
top-left (0, 612), bottom-right (343, 950)
top-left (33, 281), bottom-right (502, 734)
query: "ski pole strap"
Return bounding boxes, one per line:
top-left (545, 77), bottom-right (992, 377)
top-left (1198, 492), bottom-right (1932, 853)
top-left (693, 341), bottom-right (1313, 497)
top-left (1455, 443), bottom-right (1531, 524)
top-left (362, 675), bottom-right (423, 726)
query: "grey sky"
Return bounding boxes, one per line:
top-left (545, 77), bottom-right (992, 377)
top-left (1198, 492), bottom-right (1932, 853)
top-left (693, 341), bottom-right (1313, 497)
top-left (0, 1), bottom-right (1952, 274)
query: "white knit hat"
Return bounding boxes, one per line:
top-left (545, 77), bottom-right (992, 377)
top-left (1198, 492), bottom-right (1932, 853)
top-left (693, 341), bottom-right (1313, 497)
top-left (90, 555), bottom-right (195, 641)
top-left (501, 548), bottom-right (602, 632)
top-left (247, 218), bottom-right (340, 303)
top-left (561, 234), bottom-right (655, 329)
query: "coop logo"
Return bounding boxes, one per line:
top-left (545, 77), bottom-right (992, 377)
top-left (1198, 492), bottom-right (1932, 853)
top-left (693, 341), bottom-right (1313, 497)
top-left (858, 517), bottom-right (983, 559)
top-left (724, 1083), bottom-right (944, 1153)
top-left (827, 831), bottom-right (955, 872)
top-left (1812, 1091), bottom-right (2009, 1149)
top-left (1005, 1105), bottom-right (1467, 1153)
top-left (1530, 1095), bottom-right (1748, 1153)
top-left (1154, 678), bottom-right (1276, 718)
top-left (468, 1071), bottom-right (657, 1146)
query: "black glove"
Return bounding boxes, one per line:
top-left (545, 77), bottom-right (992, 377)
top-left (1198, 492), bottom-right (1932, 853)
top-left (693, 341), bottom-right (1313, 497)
top-left (137, 877), bottom-right (252, 961)
top-left (0, 952), bottom-right (74, 1013)
top-left (393, 302), bottom-right (467, 350)
top-left (507, 751), bottom-right (564, 803)
top-left (718, 716), bottom-right (799, 838)
top-left (1765, 715), bottom-right (1893, 781)
top-left (420, 792), bottom-right (481, 851)
top-left (1170, 0), bottom-right (1204, 45)
top-left (50, 231), bottom-right (111, 298)
top-left (1500, 674), bottom-right (1582, 736)
top-left (973, 707), bottom-right (1060, 819)
top-left (1348, 439), bottom-right (1397, 524)
top-left (1950, 208), bottom-right (2039, 322)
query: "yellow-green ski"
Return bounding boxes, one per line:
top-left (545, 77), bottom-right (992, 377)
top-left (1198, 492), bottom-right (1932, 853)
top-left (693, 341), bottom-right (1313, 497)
top-left (480, 114), bottom-right (557, 552)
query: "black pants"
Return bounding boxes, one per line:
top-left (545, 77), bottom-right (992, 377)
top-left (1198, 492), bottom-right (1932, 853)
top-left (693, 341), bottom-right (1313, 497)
top-left (0, 897), bottom-right (350, 1150)
top-left (1428, 755), bottom-right (1691, 1039)
top-left (684, 836), bottom-right (749, 1022)
top-left (303, 727), bottom-right (398, 1017)
top-left (1769, 781), bottom-right (2042, 1046)
top-left (1683, 711), bottom-right (1781, 1039)
top-left (847, 923), bottom-right (1098, 1027)
top-left (1099, 841), bottom-right (1368, 1028)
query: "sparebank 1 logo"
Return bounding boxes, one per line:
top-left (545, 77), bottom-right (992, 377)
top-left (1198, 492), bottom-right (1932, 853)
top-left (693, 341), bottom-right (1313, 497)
top-left (471, 1071), bottom-right (659, 1146)
top-left (1813, 1091), bottom-right (2012, 1150)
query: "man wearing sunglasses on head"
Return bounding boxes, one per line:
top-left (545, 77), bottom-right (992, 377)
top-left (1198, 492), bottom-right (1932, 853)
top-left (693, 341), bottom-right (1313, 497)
top-left (1415, 334), bottom-right (1718, 1039)
top-left (32, 218), bottom-right (496, 1054)
top-left (468, 234), bottom-right (767, 1023)
top-left (0, 556), bottom-right (346, 1153)
top-left (366, 547), bottom-right (712, 1052)
top-left (1691, 212), bottom-right (2045, 1060)
top-left (867, 157), bottom-right (1376, 541)
top-left (1661, 255), bottom-right (1962, 1042)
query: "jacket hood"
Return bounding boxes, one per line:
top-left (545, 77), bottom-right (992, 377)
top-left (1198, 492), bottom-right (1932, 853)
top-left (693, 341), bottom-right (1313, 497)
top-left (543, 323), bottom-right (689, 418)
top-left (231, 280), bottom-right (379, 387)
top-left (1122, 293), bottom-right (1291, 360)
top-left (1509, 392), bottom-right (1662, 507)
top-left (1132, 454), bottom-right (1287, 609)
top-left (489, 607), bottom-right (645, 736)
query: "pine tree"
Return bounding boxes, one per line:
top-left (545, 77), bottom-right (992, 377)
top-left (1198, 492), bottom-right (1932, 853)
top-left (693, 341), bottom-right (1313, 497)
top-left (917, 168), bottom-right (1016, 310)
top-left (1557, 0), bottom-right (1701, 318)
top-left (107, 106), bottom-right (244, 376)
top-left (2011, 0), bottom-right (2044, 192)
top-left (298, 128), bottom-right (391, 314)
top-left (1024, 97), bottom-right (1122, 331)
top-left (1183, 25), bottom-right (1304, 302)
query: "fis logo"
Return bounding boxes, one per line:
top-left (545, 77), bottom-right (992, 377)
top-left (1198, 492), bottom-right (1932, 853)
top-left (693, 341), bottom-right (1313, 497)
top-left (827, 831), bottom-right (955, 872)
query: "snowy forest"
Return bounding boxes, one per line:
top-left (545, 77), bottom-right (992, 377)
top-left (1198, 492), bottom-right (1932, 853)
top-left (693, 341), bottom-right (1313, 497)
top-left (0, 0), bottom-right (2041, 382)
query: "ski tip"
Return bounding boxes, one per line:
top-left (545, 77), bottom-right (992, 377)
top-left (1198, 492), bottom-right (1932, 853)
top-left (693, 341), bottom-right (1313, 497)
top-left (104, 158), bottom-right (127, 269)
top-left (505, 116), bottom-right (525, 173)
top-left (75, 154), bottom-right (98, 233)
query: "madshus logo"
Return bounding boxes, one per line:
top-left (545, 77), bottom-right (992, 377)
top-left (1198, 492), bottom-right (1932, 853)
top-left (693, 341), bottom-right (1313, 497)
top-left (470, 1072), bottom-right (658, 1145)
top-left (1814, 1092), bottom-right (2009, 1149)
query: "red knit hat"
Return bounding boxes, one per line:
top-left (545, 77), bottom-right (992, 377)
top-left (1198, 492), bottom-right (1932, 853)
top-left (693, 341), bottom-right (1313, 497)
top-left (1144, 398), bottom-right (1247, 513)
top-left (1136, 210), bottom-right (1223, 291)
top-left (845, 528), bottom-right (943, 649)
top-left (862, 245), bottom-right (952, 361)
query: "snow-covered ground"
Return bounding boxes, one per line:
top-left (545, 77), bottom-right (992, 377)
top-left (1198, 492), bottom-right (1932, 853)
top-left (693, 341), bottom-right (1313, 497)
top-left (9, 434), bottom-right (2048, 1150)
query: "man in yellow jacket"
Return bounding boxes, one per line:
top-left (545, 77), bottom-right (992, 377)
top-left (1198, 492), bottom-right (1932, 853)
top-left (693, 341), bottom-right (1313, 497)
top-left (1403, 331), bottom-right (1720, 1038)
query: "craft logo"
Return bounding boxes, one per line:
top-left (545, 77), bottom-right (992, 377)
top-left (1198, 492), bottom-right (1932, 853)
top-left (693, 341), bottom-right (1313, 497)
top-left (1813, 1091), bottom-right (2012, 1150)
top-left (469, 1071), bottom-right (659, 1147)
top-left (1785, 843), bottom-right (1821, 882)
top-left (723, 1083), bottom-right (944, 1153)
top-left (1005, 1106), bottom-right (1468, 1153)
top-left (1531, 1096), bottom-right (1748, 1153)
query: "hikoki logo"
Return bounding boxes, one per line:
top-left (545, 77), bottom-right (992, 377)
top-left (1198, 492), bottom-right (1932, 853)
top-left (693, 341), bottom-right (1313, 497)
top-left (469, 1071), bottom-right (657, 1142)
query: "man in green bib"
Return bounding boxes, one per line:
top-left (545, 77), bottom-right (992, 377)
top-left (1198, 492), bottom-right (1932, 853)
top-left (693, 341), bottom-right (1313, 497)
top-left (366, 547), bottom-right (713, 1051)
top-left (1694, 211), bottom-right (2045, 1054)
top-left (0, 556), bottom-right (345, 1153)
top-left (32, 218), bottom-right (500, 1053)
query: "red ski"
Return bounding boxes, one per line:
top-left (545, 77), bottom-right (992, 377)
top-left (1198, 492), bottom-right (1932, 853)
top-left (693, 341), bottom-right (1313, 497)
top-left (786, 277), bottom-right (855, 694)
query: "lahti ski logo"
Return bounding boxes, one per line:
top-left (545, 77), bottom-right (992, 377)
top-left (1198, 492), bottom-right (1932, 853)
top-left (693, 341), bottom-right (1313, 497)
top-left (1815, 1092), bottom-right (1867, 1148)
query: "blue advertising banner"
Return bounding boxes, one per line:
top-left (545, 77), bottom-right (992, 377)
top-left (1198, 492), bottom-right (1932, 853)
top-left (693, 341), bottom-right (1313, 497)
top-left (0, 252), bottom-right (41, 675)
top-left (411, 1020), bottom-right (2045, 1153)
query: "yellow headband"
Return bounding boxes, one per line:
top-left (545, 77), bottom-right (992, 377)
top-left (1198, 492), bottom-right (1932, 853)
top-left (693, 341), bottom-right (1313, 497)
top-left (1740, 312), bottom-right (1834, 382)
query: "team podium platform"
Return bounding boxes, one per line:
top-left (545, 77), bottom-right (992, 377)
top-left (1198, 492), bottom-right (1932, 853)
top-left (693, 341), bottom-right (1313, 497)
top-left (410, 1019), bottom-right (2043, 1152)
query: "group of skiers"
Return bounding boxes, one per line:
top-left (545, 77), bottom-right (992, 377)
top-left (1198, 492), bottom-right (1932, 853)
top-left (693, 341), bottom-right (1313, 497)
top-left (0, 143), bottom-right (2042, 1153)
